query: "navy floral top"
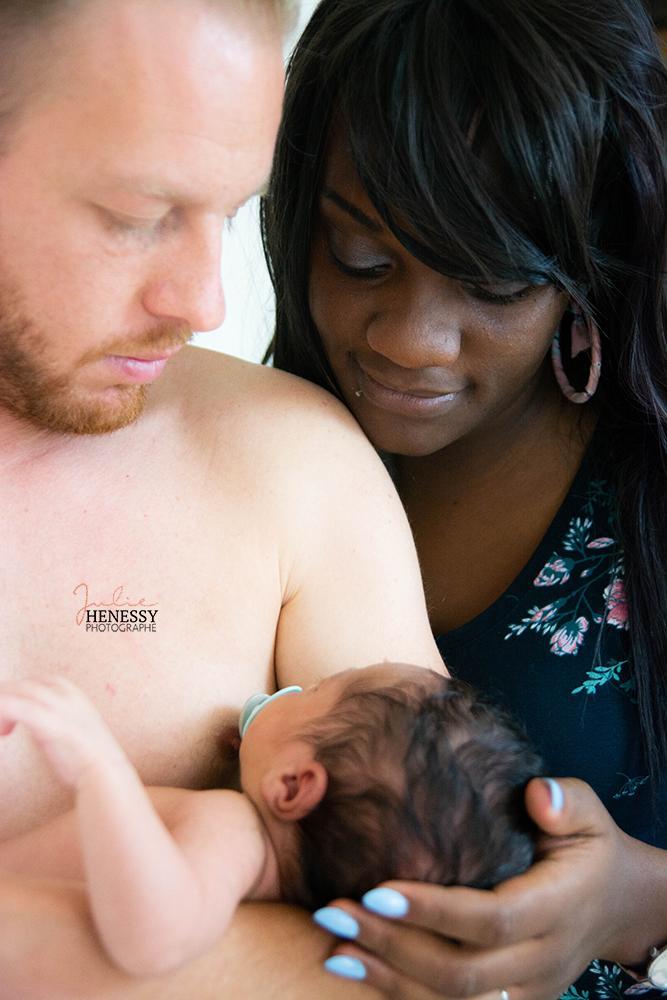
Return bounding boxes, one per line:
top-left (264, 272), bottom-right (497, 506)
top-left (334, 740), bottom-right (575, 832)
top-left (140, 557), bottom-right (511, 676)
top-left (435, 438), bottom-right (666, 999)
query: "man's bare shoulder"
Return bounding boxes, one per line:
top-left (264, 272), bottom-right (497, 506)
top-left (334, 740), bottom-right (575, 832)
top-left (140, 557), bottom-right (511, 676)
top-left (159, 345), bottom-right (371, 455)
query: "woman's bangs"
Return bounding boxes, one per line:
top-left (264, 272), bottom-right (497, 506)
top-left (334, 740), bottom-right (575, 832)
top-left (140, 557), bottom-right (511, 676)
top-left (337, 11), bottom-right (557, 289)
top-left (343, 98), bottom-right (554, 289)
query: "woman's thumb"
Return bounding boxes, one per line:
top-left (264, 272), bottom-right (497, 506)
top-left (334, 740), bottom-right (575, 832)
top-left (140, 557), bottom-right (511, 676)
top-left (524, 776), bottom-right (605, 838)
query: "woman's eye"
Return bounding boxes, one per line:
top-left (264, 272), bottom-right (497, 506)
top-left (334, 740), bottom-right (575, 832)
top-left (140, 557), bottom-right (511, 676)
top-left (327, 247), bottom-right (390, 281)
top-left (462, 282), bottom-right (534, 305)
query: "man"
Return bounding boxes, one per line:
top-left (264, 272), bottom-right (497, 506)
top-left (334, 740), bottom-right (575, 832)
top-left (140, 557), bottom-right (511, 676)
top-left (0, 0), bottom-right (442, 996)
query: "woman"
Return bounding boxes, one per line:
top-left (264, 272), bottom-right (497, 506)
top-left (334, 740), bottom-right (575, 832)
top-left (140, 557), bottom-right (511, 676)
top-left (262, 1), bottom-right (667, 997)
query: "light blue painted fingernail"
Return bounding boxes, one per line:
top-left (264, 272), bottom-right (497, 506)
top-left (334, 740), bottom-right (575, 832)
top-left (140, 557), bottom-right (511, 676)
top-left (544, 778), bottom-right (564, 813)
top-left (362, 887), bottom-right (410, 918)
top-left (313, 907), bottom-right (359, 939)
top-left (324, 955), bottom-right (367, 981)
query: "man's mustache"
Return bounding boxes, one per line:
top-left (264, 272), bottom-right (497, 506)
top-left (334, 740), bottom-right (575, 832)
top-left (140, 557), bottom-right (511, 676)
top-left (82, 323), bottom-right (193, 363)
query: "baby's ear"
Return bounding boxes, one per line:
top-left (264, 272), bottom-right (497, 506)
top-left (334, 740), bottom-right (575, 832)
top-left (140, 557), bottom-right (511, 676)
top-left (261, 760), bottom-right (328, 821)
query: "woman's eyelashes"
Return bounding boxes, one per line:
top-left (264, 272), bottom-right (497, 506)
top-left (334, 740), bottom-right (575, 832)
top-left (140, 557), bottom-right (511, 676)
top-left (462, 282), bottom-right (535, 305)
top-left (326, 240), bottom-right (535, 306)
top-left (327, 245), bottom-right (391, 280)
top-left (324, 226), bottom-right (392, 279)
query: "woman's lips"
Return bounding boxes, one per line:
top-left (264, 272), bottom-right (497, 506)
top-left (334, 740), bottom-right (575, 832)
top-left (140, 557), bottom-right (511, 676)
top-left (354, 361), bottom-right (465, 418)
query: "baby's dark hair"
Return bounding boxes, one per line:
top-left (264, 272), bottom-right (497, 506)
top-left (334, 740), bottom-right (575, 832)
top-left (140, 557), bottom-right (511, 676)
top-left (284, 670), bottom-right (543, 910)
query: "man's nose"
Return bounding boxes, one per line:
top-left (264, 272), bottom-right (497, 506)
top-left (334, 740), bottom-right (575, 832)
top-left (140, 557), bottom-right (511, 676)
top-left (142, 224), bottom-right (226, 333)
top-left (365, 279), bottom-right (462, 370)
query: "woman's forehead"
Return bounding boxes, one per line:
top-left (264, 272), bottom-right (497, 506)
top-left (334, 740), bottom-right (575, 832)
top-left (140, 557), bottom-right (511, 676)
top-left (321, 121), bottom-right (366, 199)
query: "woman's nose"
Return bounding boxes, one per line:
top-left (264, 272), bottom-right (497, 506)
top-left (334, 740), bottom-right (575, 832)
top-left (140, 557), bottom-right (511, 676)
top-left (365, 279), bottom-right (462, 370)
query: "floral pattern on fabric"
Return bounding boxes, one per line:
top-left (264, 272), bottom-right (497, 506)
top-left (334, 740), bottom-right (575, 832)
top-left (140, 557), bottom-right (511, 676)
top-left (559, 959), bottom-right (662, 1000)
top-left (613, 775), bottom-right (649, 800)
top-left (503, 479), bottom-right (635, 701)
top-left (437, 453), bottom-right (665, 1000)
top-left (604, 579), bottom-right (629, 630)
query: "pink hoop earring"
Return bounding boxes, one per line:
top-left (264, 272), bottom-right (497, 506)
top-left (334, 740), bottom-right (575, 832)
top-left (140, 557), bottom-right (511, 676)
top-left (551, 309), bottom-right (601, 404)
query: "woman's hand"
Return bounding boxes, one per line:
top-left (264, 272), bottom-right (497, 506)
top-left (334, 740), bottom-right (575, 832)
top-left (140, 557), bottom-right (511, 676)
top-left (315, 778), bottom-right (666, 1000)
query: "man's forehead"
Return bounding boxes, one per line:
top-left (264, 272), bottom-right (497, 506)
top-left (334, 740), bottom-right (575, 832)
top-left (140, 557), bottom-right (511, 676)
top-left (50, 4), bottom-right (275, 96)
top-left (15, 0), bottom-right (283, 132)
top-left (9, 0), bottom-right (283, 208)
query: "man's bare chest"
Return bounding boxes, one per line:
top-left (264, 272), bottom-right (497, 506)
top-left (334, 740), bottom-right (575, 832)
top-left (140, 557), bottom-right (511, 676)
top-left (0, 468), bottom-right (282, 838)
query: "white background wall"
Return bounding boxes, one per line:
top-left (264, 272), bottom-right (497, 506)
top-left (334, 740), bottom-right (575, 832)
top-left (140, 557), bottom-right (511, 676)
top-left (192, 0), bottom-right (320, 363)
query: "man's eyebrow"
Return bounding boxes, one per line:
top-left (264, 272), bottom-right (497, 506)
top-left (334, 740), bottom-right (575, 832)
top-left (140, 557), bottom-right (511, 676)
top-left (102, 176), bottom-right (270, 206)
top-left (322, 187), bottom-right (383, 233)
top-left (105, 177), bottom-right (192, 202)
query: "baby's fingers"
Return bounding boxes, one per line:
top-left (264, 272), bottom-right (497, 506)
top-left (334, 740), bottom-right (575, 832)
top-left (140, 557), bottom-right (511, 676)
top-left (0, 689), bottom-right (71, 742)
top-left (0, 677), bottom-right (95, 731)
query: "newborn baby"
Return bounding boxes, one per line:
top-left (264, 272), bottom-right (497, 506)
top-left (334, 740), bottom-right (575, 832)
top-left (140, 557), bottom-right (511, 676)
top-left (0, 663), bottom-right (542, 978)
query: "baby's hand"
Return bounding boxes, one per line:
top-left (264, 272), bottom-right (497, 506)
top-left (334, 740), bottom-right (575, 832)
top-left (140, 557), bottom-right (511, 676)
top-left (0, 676), bottom-right (126, 788)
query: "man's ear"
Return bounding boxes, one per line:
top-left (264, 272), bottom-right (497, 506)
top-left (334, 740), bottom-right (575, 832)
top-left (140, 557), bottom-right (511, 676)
top-left (260, 760), bottom-right (328, 821)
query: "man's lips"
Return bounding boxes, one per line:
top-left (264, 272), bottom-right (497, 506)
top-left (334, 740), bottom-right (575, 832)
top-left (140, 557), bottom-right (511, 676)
top-left (104, 344), bottom-right (185, 385)
top-left (113, 344), bottom-right (185, 363)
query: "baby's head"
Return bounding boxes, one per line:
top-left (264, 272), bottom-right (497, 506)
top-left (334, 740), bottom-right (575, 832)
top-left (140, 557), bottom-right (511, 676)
top-left (239, 664), bottom-right (543, 909)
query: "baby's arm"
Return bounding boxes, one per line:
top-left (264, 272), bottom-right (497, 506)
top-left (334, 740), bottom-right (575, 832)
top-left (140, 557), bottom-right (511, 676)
top-left (0, 785), bottom-right (209, 881)
top-left (78, 773), bottom-right (276, 977)
top-left (0, 678), bottom-right (278, 978)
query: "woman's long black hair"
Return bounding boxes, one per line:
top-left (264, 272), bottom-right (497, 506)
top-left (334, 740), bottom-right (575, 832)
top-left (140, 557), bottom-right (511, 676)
top-left (261, 0), bottom-right (667, 785)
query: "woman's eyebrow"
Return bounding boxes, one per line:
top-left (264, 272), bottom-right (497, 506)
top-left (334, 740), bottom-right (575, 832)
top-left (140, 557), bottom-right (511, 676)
top-left (321, 187), bottom-right (383, 233)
